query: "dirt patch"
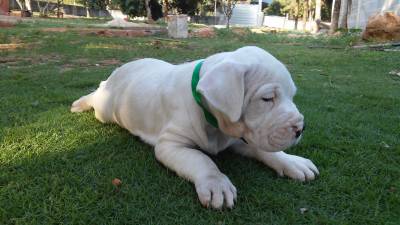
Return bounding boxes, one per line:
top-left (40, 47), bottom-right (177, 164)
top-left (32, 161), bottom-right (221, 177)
top-left (146, 39), bottom-right (189, 50)
top-left (250, 27), bottom-right (280, 34)
top-left (101, 18), bottom-right (161, 29)
top-left (42, 27), bottom-right (68, 32)
top-left (0, 57), bottom-right (17, 63)
top-left (83, 29), bottom-right (164, 37)
top-left (0, 15), bottom-right (21, 28)
top-left (60, 64), bottom-right (74, 73)
top-left (71, 58), bottom-right (90, 66)
top-left (99, 59), bottom-right (121, 66)
top-left (231, 28), bottom-right (251, 36)
top-left (42, 27), bottom-right (167, 37)
top-left (0, 43), bottom-right (26, 50)
top-left (60, 58), bottom-right (121, 71)
top-left (190, 27), bottom-right (215, 38)
top-left (0, 56), bottom-right (36, 67)
top-left (0, 21), bottom-right (15, 27)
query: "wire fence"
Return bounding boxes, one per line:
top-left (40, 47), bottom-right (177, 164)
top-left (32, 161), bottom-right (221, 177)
top-left (37, 0), bottom-right (84, 6)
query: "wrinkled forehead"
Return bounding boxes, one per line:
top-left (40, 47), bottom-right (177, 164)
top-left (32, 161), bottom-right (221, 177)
top-left (229, 47), bottom-right (297, 97)
top-left (244, 61), bottom-right (297, 99)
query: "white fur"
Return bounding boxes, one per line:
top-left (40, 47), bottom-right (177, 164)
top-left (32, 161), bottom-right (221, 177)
top-left (71, 46), bottom-right (319, 209)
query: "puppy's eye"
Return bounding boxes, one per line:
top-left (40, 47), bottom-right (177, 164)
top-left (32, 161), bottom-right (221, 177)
top-left (262, 97), bottom-right (274, 102)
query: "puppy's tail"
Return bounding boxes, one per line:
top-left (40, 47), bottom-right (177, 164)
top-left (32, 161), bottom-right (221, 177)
top-left (71, 92), bottom-right (94, 113)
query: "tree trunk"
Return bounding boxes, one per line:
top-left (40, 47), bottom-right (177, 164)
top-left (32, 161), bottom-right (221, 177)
top-left (25, 0), bottom-right (32, 11)
top-left (315, 0), bottom-right (321, 20)
top-left (15, 0), bottom-right (31, 11)
top-left (338, 0), bottom-right (348, 28)
top-left (223, 0), bottom-right (237, 29)
top-left (37, 0), bottom-right (50, 17)
top-left (302, 0), bottom-right (309, 31)
top-left (145, 0), bottom-right (154, 22)
top-left (15, 0), bottom-right (26, 10)
top-left (311, 0), bottom-right (321, 34)
top-left (294, 0), bottom-right (300, 30)
top-left (330, 0), bottom-right (341, 34)
top-left (163, 0), bottom-right (168, 18)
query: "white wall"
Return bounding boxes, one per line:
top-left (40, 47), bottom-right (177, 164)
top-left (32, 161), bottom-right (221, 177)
top-left (230, 4), bottom-right (259, 26)
top-left (263, 15), bottom-right (314, 31)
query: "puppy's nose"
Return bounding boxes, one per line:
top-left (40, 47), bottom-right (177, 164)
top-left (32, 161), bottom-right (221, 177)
top-left (294, 122), bottom-right (305, 138)
top-left (295, 129), bottom-right (302, 138)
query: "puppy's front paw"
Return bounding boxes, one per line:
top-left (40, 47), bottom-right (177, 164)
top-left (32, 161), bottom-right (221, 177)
top-left (195, 173), bottom-right (237, 209)
top-left (275, 154), bottom-right (319, 182)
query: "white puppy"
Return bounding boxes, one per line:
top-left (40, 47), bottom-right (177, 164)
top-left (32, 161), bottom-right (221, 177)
top-left (71, 46), bottom-right (319, 209)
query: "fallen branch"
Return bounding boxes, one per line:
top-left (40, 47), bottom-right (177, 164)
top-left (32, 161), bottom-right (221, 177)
top-left (383, 48), bottom-right (400, 52)
top-left (153, 37), bottom-right (186, 42)
top-left (308, 45), bottom-right (345, 49)
top-left (352, 42), bottom-right (400, 49)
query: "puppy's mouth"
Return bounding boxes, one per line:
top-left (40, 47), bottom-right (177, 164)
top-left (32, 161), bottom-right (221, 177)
top-left (242, 124), bottom-right (301, 152)
top-left (268, 135), bottom-right (295, 151)
top-left (240, 137), bottom-right (248, 144)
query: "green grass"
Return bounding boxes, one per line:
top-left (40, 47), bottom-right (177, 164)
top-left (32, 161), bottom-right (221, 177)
top-left (1, 18), bottom-right (399, 224)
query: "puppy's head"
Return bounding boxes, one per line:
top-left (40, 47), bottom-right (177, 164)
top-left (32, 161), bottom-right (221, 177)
top-left (198, 46), bottom-right (304, 152)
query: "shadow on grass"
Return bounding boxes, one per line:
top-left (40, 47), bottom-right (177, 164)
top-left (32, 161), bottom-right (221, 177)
top-left (1, 104), bottom-right (313, 224)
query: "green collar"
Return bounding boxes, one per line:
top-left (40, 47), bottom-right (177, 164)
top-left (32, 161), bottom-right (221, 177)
top-left (191, 61), bottom-right (219, 128)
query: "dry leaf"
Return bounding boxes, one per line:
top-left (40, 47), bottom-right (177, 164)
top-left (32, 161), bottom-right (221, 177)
top-left (112, 178), bottom-right (122, 187)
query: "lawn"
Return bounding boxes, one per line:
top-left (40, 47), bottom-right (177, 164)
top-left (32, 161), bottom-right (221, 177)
top-left (1, 18), bottom-right (399, 224)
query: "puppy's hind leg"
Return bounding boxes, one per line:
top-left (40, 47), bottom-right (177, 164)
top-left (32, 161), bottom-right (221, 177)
top-left (71, 92), bottom-right (94, 113)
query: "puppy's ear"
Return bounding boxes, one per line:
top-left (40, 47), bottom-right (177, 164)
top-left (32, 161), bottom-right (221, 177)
top-left (197, 61), bottom-right (247, 123)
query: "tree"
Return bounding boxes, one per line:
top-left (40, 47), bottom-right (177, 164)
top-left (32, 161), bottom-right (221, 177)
top-left (171, 0), bottom-right (202, 16)
top-left (149, 0), bottom-right (163, 20)
top-left (113, 0), bottom-right (146, 18)
top-left (56, 0), bottom-right (63, 18)
top-left (36, 0), bottom-right (51, 17)
top-left (338, 0), bottom-right (351, 28)
top-left (330, 0), bottom-right (340, 34)
top-left (145, 0), bottom-right (153, 21)
top-left (315, 0), bottom-right (321, 20)
top-left (221, 0), bottom-right (238, 29)
top-left (302, 0), bottom-right (309, 31)
top-left (163, 0), bottom-right (169, 17)
top-left (116, 0), bottom-right (162, 20)
top-left (79, 0), bottom-right (107, 17)
top-left (278, 0), bottom-right (301, 29)
top-left (294, 0), bottom-right (299, 29)
top-left (15, 0), bottom-right (32, 11)
top-left (265, 0), bottom-right (283, 16)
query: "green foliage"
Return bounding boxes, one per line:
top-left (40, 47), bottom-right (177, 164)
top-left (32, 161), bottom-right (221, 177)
top-left (172, 0), bottom-right (203, 16)
top-left (149, 0), bottom-right (163, 20)
top-left (321, 0), bottom-right (332, 21)
top-left (265, 0), bottom-right (332, 21)
top-left (279, 0), bottom-right (299, 17)
top-left (115, 0), bottom-right (163, 20)
top-left (78, 0), bottom-right (108, 9)
top-left (265, 0), bottom-right (283, 16)
top-left (116, 0), bottom-right (147, 17)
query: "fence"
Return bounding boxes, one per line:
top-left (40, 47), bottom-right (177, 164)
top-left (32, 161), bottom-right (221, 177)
top-left (9, 0), bottom-right (112, 17)
top-left (263, 15), bottom-right (315, 30)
